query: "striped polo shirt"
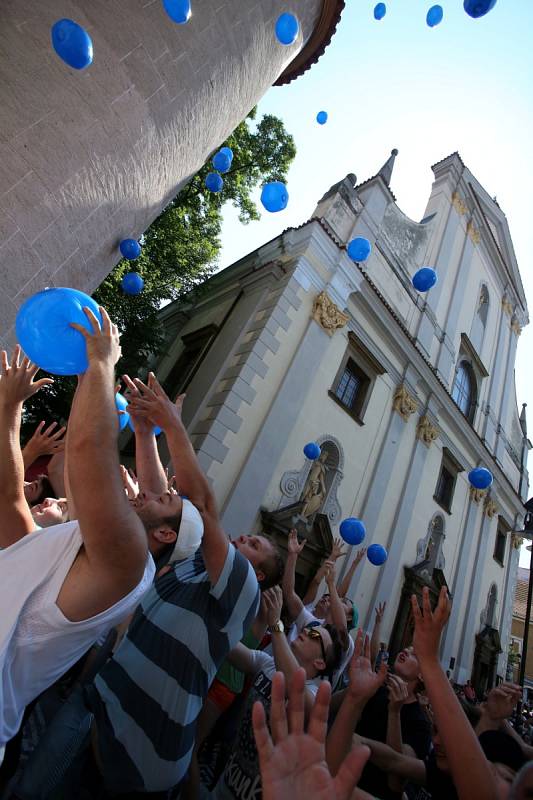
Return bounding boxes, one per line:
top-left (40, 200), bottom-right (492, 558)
top-left (90, 544), bottom-right (259, 794)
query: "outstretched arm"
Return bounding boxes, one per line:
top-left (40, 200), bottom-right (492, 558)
top-left (356, 736), bottom-right (426, 785)
top-left (370, 602), bottom-right (386, 666)
top-left (126, 373), bottom-right (227, 585)
top-left (337, 548), bottom-right (366, 599)
top-left (303, 538), bottom-right (346, 606)
top-left (0, 348), bottom-right (54, 547)
top-left (22, 420), bottom-right (65, 471)
top-left (282, 529), bottom-right (306, 622)
top-left (122, 375), bottom-right (168, 496)
top-left (325, 565), bottom-right (348, 650)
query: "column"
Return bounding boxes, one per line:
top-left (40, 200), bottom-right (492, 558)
top-left (481, 300), bottom-right (510, 449)
top-left (441, 491), bottom-right (484, 669)
top-left (495, 321), bottom-right (520, 463)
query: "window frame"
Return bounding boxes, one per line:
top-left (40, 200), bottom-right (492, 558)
top-left (329, 332), bottom-right (386, 425)
top-left (433, 448), bottom-right (463, 515)
top-left (452, 360), bottom-right (477, 422)
top-left (493, 521), bottom-right (508, 567)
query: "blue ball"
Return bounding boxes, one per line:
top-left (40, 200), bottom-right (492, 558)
top-left (115, 393), bottom-right (130, 431)
top-left (374, 3), bottom-right (387, 20)
top-left (261, 181), bottom-right (289, 213)
top-left (316, 111), bottom-right (328, 125)
top-left (464, 0), bottom-right (497, 17)
top-left (275, 13), bottom-right (299, 45)
top-left (468, 467), bottom-right (493, 490)
top-left (119, 239), bottom-right (142, 260)
top-left (340, 518), bottom-right (366, 546)
top-left (127, 415), bottom-right (162, 437)
top-left (367, 544), bottom-right (388, 566)
top-left (205, 172), bottom-right (224, 193)
top-left (51, 19), bottom-right (93, 70)
top-left (412, 267), bottom-right (437, 292)
top-left (426, 5), bottom-right (444, 26)
top-left (347, 237), bottom-right (372, 263)
top-left (16, 288), bottom-right (103, 376)
top-left (162, 0), bottom-right (191, 24)
top-left (212, 150), bottom-right (232, 173)
top-left (219, 146), bottom-right (234, 163)
top-left (303, 442), bottom-right (321, 460)
top-left (121, 272), bottom-right (144, 295)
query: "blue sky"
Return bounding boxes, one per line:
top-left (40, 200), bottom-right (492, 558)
top-left (217, 0), bottom-right (533, 562)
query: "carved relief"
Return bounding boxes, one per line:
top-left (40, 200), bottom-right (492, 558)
top-left (511, 318), bottom-right (522, 336)
top-left (392, 384), bottom-right (418, 422)
top-left (511, 534), bottom-right (524, 550)
top-left (416, 415), bottom-right (439, 447)
top-left (501, 297), bottom-right (513, 316)
top-left (483, 496), bottom-right (498, 519)
top-left (467, 220), bottom-right (481, 245)
top-left (312, 291), bottom-right (349, 336)
top-left (452, 192), bottom-right (468, 216)
top-left (470, 486), bottom-right (487, 504)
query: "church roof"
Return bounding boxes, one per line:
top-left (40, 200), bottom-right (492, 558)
top-left (275, 1), bottom-right (345, 86)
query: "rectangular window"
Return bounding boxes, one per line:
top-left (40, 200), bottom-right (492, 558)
top-left (433, 448), bottom-right (462, 514)
top-left (493, 527), bottom-right (507, 566)
top-left (329, 333), bottom-right (385, 425)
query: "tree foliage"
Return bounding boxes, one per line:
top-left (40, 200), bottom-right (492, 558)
top-left (21, 109), bottom-right (296, 435)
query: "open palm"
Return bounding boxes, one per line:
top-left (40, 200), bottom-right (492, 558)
top-left (253, 670), bottom-right (369, 800)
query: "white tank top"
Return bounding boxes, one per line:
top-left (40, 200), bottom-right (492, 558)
top-left (0, 520), bottom-right (155, 745)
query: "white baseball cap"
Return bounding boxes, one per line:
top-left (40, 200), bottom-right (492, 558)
top-left (169, 497), bottom-right (204, 561)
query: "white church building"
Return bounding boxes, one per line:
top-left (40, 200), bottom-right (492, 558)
top-left (153, 150), bottom-right (529, 692)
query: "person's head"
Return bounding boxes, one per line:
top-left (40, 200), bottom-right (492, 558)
top-left (313, 594), bottom-right (358, 630)
top-left (24, 475), bottom-right (55, 506)
top-left (393, 646), bottom-right (422, 686)
top-left (233, 535), bottom-right (284, 590)
top-left (132, 491), bottom-right (204, 564)
top-left (31, 497), bottom-right (68, 528)
top-left (291, 622), bottom-right (343, 680)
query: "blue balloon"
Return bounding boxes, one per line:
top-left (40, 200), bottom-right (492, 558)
top-left (412, 267), bottom-right (437, 292)
top-left (16, 288), bottom-right (103, 376)
top-left (367, 544), bottom-right (388, 566)
top-left (261, 182), bottom-right (289, 213)
top-left (121, 272), bottom-right (144, 295)
top-left (115, 393), bottom-right (130, 431)
top-left (220, 146), bottom-right (234, 163)
top-left (51, 19), bottom-right (93, 70)
top-left (464, 0), bottom-right (497, 18)
top-left (374, 3), bottom-right (387, 20)
top-left (316, 111), bottom-right (328, 125)
top-left (275, 13), bottom-right (299, 45)
top-left (212, 150), bottom-right (232, 174)
top-left (127, 415), bottom-right (162, 437)
top-left (205, 172), bottom-right (224, 193)
top-left (120, 239), bottom-right (142, 260)
top-left (162, 0), bottom-right (191, 24)
top-left (426, 5), bottom-right (444, 26)
top-left (340, 518), bottom-right (366, 546)
top-left (303, 442), bottom-right (321, 460)
top-left (468, 467), bottom-right (493, 490)
top-left (347, 237), bottom-right (372, 263)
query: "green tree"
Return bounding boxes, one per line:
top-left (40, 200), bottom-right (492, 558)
top-left (21, 108), bottom-right (296, 436)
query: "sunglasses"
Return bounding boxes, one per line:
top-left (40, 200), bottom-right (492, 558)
top-left (304, 625), bottom-right (327, 663)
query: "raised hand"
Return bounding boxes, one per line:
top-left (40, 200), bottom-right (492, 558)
top-left (124, 372), bottom-right (183, 432)
top-left (411, 586), bottom-right (451, 665)
top-left (387, 675), bottom-right (409, 712)
top-left (347, 629), bottom-right (388, 703)
top-left (120, 465), bottom-right (139, 500)
top-left (253, 669), bottom-right (370, 800)
top-left (263, 585), bottom-right (284, 626)
top-left (330, 537), bottom-right (347, 561)
top-left (23, 420), bottom-right (66, 465)
top-left (353, 548), bottom-right (367, 568)
top-left (70, 306), bottom-right (121, 368)
top-left (324, 562), bottom-right (336, 590)
top-left (484, 683), bottom-right (521, 721)
top-left (288, 528), bottom-right (307, 556)
top-left (0, 347), bottom-right (54, 406)
top-left (374, 601), bottom-right (387, 624)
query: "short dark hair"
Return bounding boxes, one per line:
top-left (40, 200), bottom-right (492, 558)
top-left (320, 623), bottom-right (344, 679)
top-left (258, 542), bottom-right (284, 590)
top-left (35, 475), bottom-right (55, 505)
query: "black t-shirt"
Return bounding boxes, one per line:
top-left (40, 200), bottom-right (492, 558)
top-left (355, 686), bottom-right (432, 800)
top-left (423, 751), bottom-right (457, 800)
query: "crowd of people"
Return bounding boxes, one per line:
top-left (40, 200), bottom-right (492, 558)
top-left (1, 304), bottom-right (533, 800)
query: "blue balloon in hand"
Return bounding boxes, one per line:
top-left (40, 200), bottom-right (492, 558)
top-left (120, 239), bottom-right (142, 260)
top-left (275, 13), bottom-right (299, 45)
top-left (464, 0), bottom-right (497, 18)
top-left (374, 3), bottom-right (387, 20)
top-left (412, 267), bottom-right (437, 292)
top-left (303, 442), bottom-right (321, 460)
top-left (347, 237), bottom-right (372, 263)
top-left (127, 414), bottom-right (162, 437)
top-left (121, 272), bottom-right (144, 295)
top-left (367, 544), bottom-right (388, 566)
top-left (261, 182), bottom-right (289, 213)
top-left (16, 288), bottom-right (103, 376)
top-left (51, 19), bottom-right (93, 70)
top-left (316, 111), bottom-right (328, 125)
top-left (212, 150), bottom-right (232, 173)
top-left (340, 518), bottom-right (366, 546)
top-left (115, 393), bottom-right (130, 431)
top-left (426, 5), bottom-right (444, 26)
top-left (468, 467), bottom-right (493, 490)
top-left (163, 0), bottom-right (192, 24)
top-left (205, 172), bottom-right (224, 193)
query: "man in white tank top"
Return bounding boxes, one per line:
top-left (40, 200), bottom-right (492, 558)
top-left (0, 307), bottom-right (158, 748)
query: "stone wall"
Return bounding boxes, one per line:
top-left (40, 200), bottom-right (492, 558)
top-left (0, 0), bottom-right (323, 347)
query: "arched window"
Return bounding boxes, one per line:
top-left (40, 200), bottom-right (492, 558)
top-left (452, 361), bottom-right (476, 421)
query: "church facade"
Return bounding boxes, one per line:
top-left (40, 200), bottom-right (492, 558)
top-left (153, 151), bottom-right (529, 690)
